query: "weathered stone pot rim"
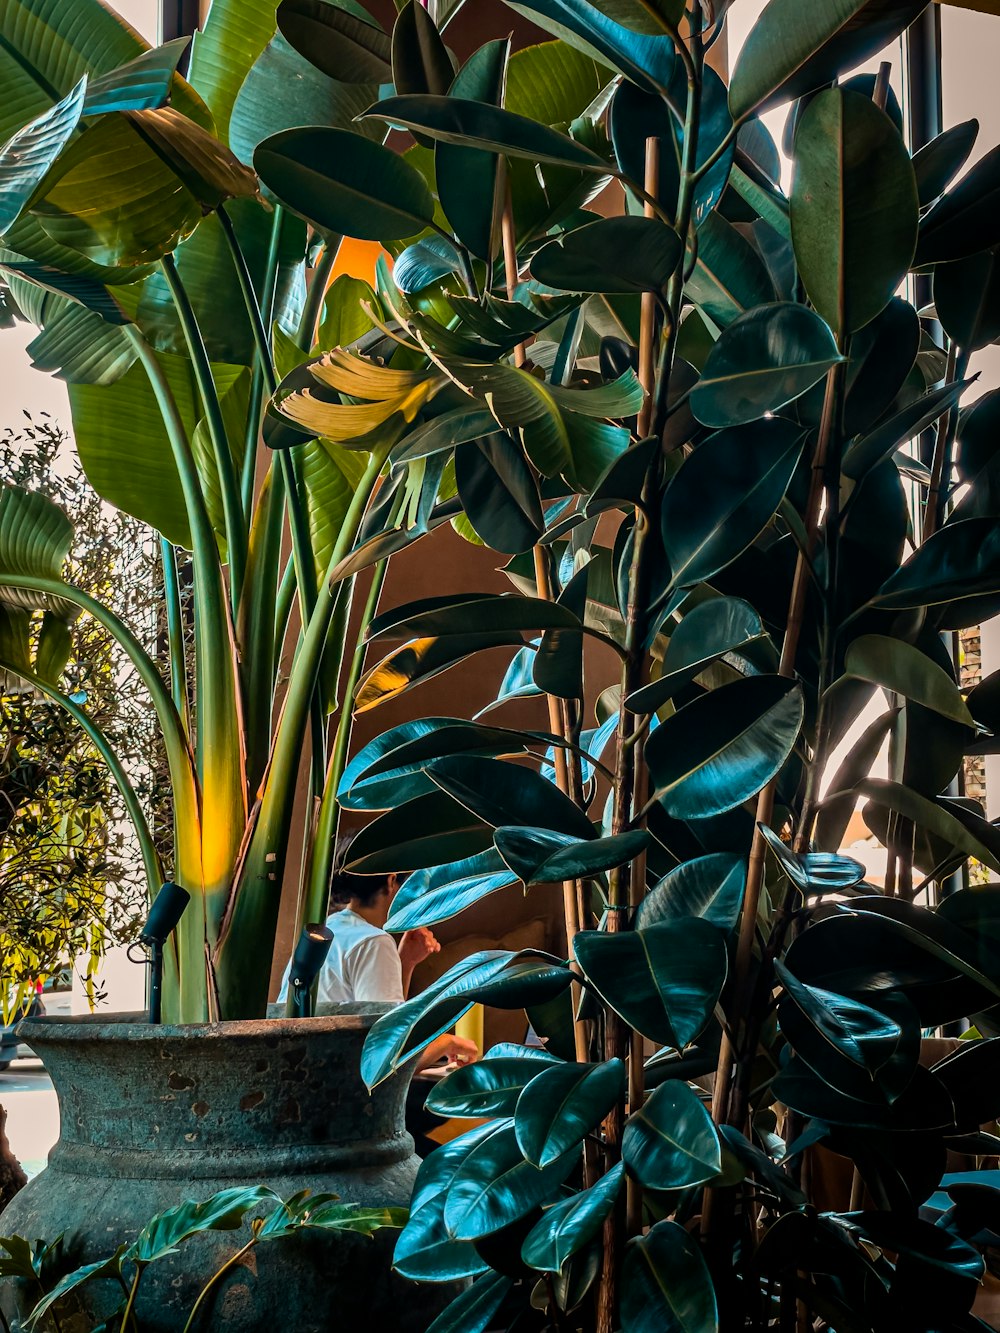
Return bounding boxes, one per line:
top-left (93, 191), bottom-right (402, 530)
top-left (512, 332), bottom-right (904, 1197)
top-left (15, 1004), bottom-right (394, 1045)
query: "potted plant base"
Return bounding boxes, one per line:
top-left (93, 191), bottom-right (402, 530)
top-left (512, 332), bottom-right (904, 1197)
top-left (0, 1007), bottom-right (450, 1332)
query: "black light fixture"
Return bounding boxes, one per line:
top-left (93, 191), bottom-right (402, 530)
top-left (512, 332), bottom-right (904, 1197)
top-left (134, 881), bottom-right (191, 1023)
top-left (289, 923), bottom-right (334, 1018)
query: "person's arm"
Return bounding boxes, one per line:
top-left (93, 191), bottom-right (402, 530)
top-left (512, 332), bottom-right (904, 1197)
top-left (349, 935), bottom-right (405, 1005)
top-left (397, 927), bottom-right (440, 997)
top-left (414, 1033), bottom-right (479, 1074)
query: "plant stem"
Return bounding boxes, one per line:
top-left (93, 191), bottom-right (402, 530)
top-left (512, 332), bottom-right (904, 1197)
top-left (710, 359), bottom-right (844, 1133)
top-left (637, 136), bottom-right (661, 441)
top-left (160, 254), bottom-right (246, 615)
top-left (298, 238), bottom-right (342, 351)
top-left (297, 558), bottom-right (388, 949)
top-left (218, 203), bottom-right (325, 789)
top-left (161, 537), bottom-right (189, 736)
top-left (214, 441), bottom-right (390, 1016)
top-left (923, 344), bottom-right (967, 541)
top-left (127, 326), bottom-right (246, 1019)
top-left (181, 1240), bottom-right (256, 1333)
top-left (119, 1263), bottom-right (143, 1333)
top-left (241, 205), bottom-right (286, 514)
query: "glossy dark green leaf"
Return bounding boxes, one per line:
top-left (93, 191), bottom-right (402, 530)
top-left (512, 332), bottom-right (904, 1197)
top-left (844, 633), bottom-right (973, 726)
top-left (426, 1272), bottom-right (512, 1333)
top-left (355, 630), bottom-right (527, 713)
top-left (494, 826), bottom-right (649, 886)
top-left (916, 143), bottom-right (1000, 267)
top-left (774, 1054), bottom-right (956, 1130)
top-left (346, 789), bottom-right (494, 875)
top-left (622, 1080), bottom-right (720, 1191)
top-left (426, 1048), bottom-right (561, 1118)
top-left (620, 1220), bottom-right (718, 1333)
top-left (370, 592), bottom-right (583, 641)
top-left (515, 1059), bottom-right (625, 1166)
top-left (393, 1), bottom-right (454, 102)
top-left (428, 755), bottom-right (596, 840)
top-left (932, 1036), bottom-right (1000, 1130)
top-left (362, 95), bottom-right (611, 174)
top-left (443, 1123), bottom-right (578, 1239)
top-left (394, 1123), bottom-right (499, 1280)
top-left (362, 949), bottom-right (572, 1087)
top-left (842, 378), bottom-right (971, 480)
top-left (436, 40), bottom-right (508, 259)
top-left (691, 303), bottom-right (842, 427)
top-left (386, 851), bottom-right (520, 933)
top-left (758, 825), bottom-right (865, 895)
top-left (935, 248), bottom-right (1000, 353)
top-left (791, 89), bottom-right (918, 338)
top-left (776, 959), bottom-right (901, 1076)
top-left (83, 37), bottom-right (191, 115)
top-left (852, 779), bottom-right (1000, 876)
top-left (912, 119), bottom-right (979, 209)
top-left (637, 853), bottom-right (746, 933)
top-left (505, 0), bottom-right (676, 96)
top-left (574, 919), bottom-right (727, 1048)
top-left (661, 419), bottom-right (805, 592)
top-left (390, 408), bottom-right (498, 471)
top-left (394, 1188), bottom-right (491, 1282)
top-left (521, 1162), bottom-right (624, 1273)
top-left (729, 0), bottom-right (926, 119)
top-left (531, 216), bottom-right (681, 296)
top-left (685, 210), bottom-right (777, 327)
top-left (611, 66), bottom-right (734, 225)
top-left (340, 716), bottom-right (557, 811)
top-left (585, 0), bottom-right (684, 32)
top-left (255, 127), bottom-right (434, 242)
top-left (645, 676), bottom-right (804, 821)
top-left (0, 78), bottom-right (86, 235)
top-left (456, 434), bottom-right (544, 555)
top-left (627, 598), bottom-right (764, 714)
top-left (868, 518), bottom-right (1000, 613)
top-left (277, 0), bottom-right (392, 83)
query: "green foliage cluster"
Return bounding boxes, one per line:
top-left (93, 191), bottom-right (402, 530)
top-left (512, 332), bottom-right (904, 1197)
top-left (3, 0), bottom-right (1000, 1326)
top-left (0, 420), bottom-right (156, 1015)
top-left (0, 1185), bottom-right (402, 1331)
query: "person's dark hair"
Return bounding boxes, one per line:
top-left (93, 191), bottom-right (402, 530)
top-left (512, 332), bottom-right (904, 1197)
top-left (328, 834), bottom-right (392, 909)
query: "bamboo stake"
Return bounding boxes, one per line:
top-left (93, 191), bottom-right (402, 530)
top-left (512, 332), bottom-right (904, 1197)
top-left (710, 364), bottom-right (842, 1129)
top-left (504, 179), bottom-right (588, 1061)
top-left (637, 137), bottom-right (661, 439)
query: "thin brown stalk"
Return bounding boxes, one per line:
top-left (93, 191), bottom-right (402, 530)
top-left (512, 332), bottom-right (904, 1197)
top-left (923, 343), bottom-right (963, 542)
top-left (872, 61), bottom-right (892, 112)
top-left (710, 363), bottom-right (843, 1135)
top-left (501, 182), bottom-right (526, 369)
top-left (637, 137), bottom-right (662, 439)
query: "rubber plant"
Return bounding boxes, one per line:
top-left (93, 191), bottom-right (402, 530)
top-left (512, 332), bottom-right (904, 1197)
top-left (241, 0), bottom-right (1000, 1329)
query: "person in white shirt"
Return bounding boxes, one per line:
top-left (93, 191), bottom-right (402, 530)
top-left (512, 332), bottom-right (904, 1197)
top-left (278, 841), bottom-right (478, 1076)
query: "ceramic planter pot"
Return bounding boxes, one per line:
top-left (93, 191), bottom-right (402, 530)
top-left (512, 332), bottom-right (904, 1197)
top-left (0, 1007), bottom-right (450, 1332)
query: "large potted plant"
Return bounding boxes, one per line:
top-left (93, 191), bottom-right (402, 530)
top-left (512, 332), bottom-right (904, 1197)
top-left (249, 0), bottom-right (1000, 1329)
top-left (5, 0), bottom-right (1000, 1328)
